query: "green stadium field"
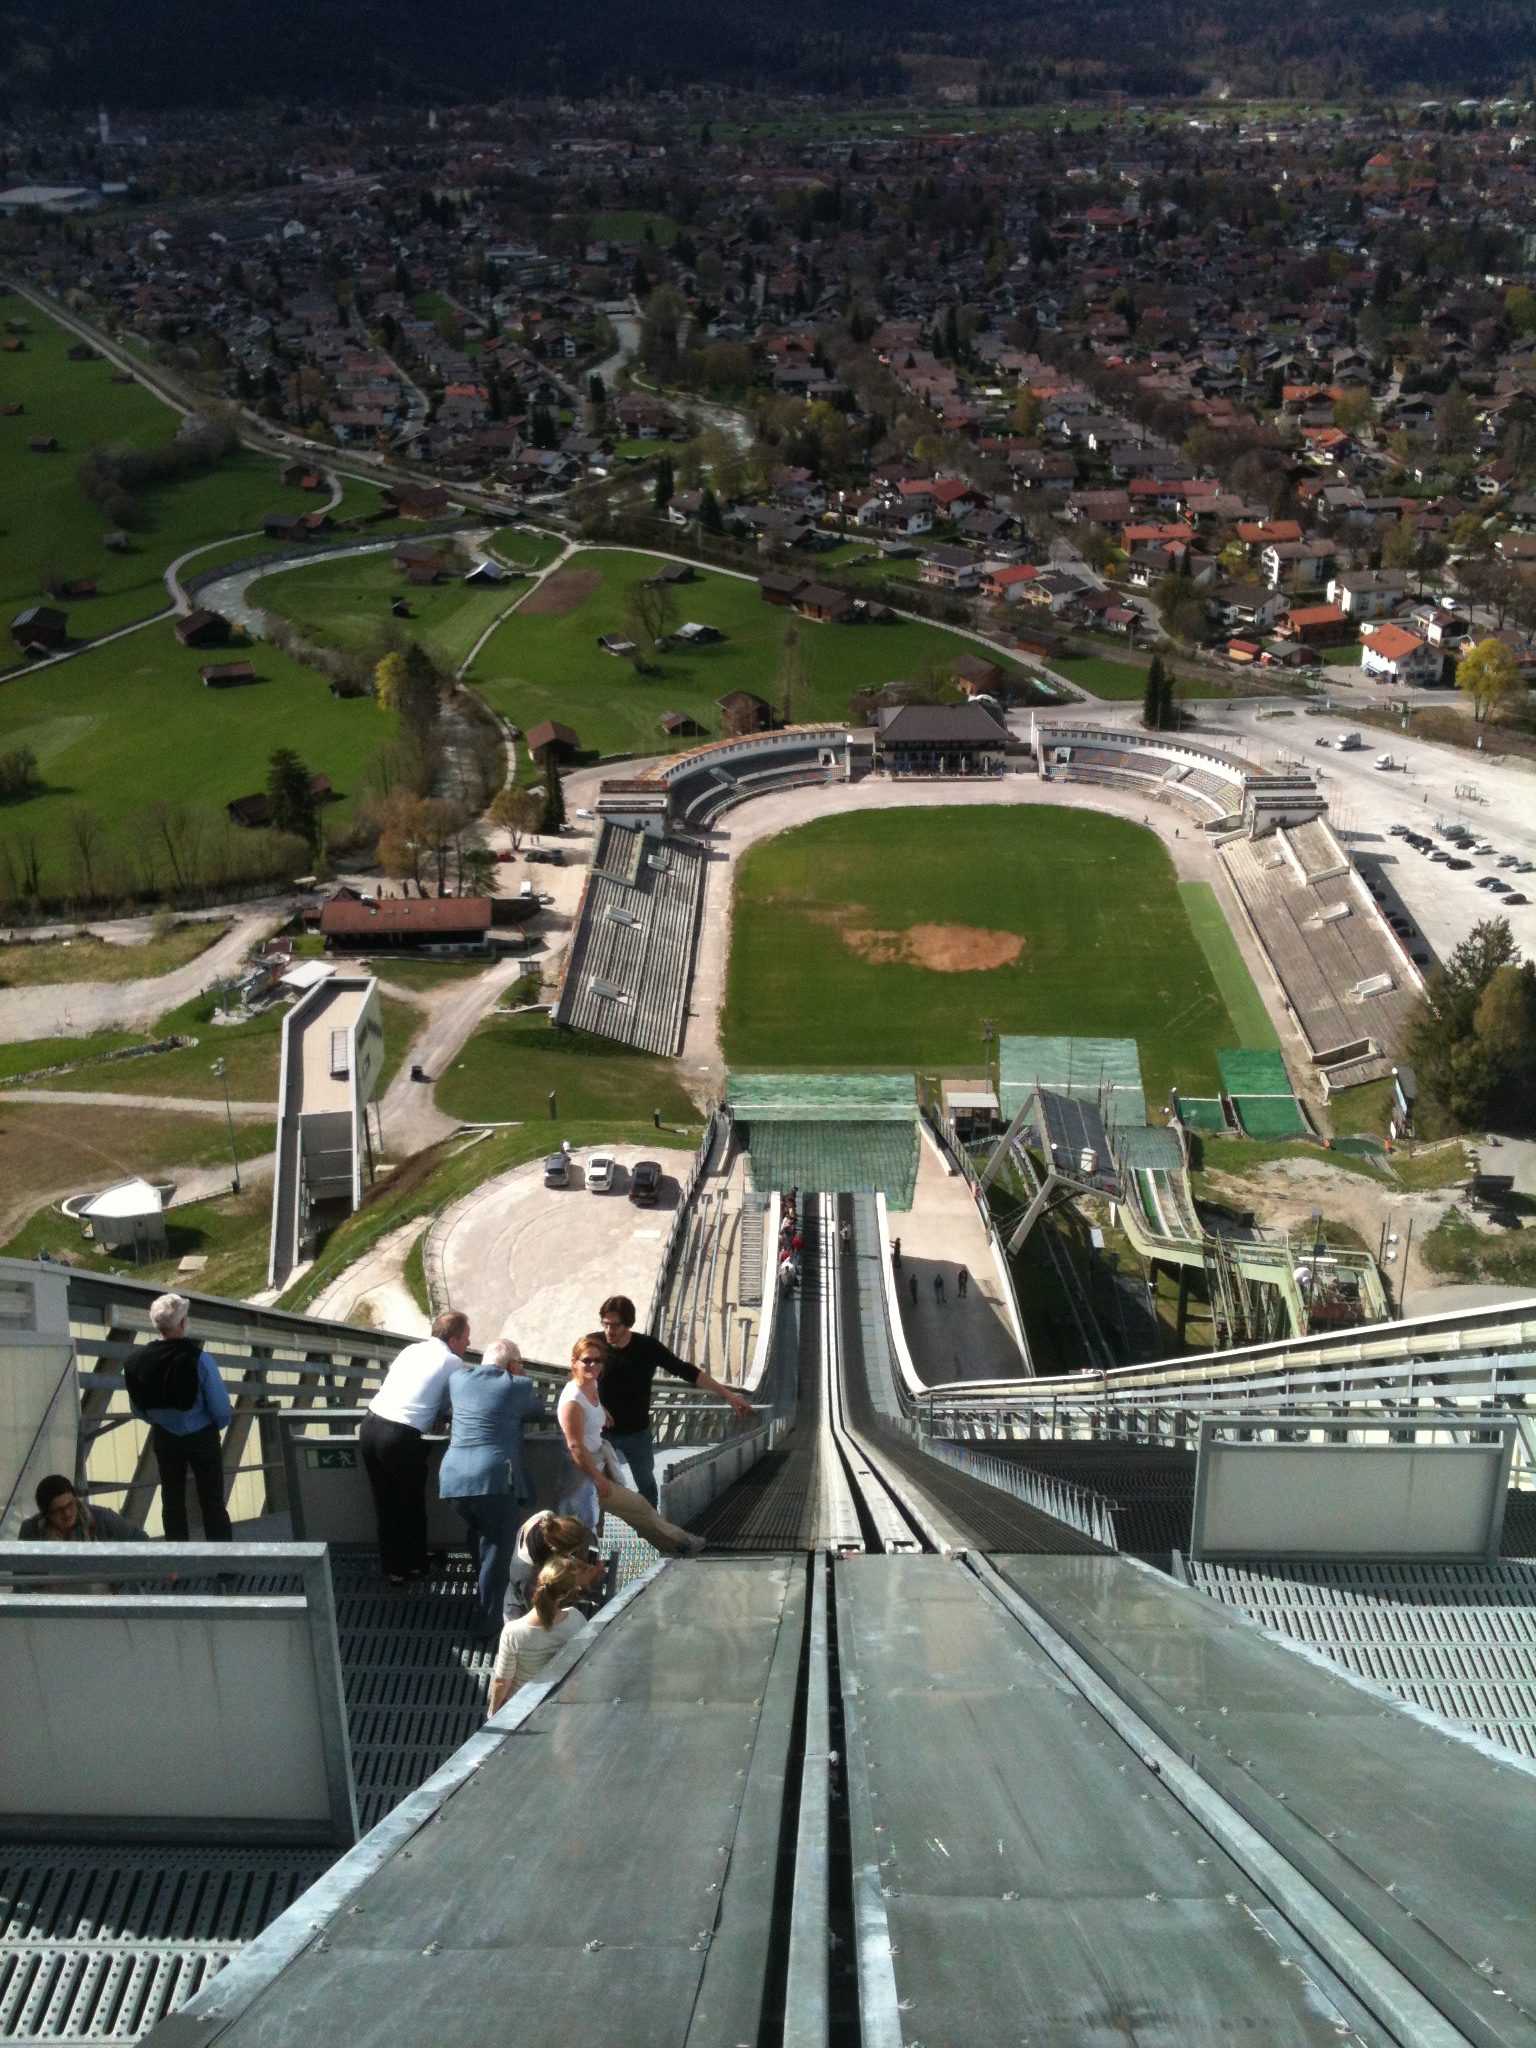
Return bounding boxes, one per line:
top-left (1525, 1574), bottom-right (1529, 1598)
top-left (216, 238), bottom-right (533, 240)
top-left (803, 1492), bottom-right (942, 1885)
top-left (722, 808), bottom-right (1272, 1107)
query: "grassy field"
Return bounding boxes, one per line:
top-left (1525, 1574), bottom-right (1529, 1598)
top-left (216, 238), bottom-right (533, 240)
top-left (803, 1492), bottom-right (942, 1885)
top-left (0, 304), bottom-right (330, 647)
top-left (2, 1176), bottom-right (275, 1300)
top-left (722, 808), bottom-right (1261, 1105)
top-left (0, 921), bottom-right (226, 988)
top-left (0, 617), bottom-right (391, 883)
top-left (26, 990), bottom-right (418, 1103)
top-left (1053, 654), bottom-right (1151, 700)
top-left (486, 529), bottom-right (564, 571)
top-left (1177, 884), bottom-right (1281, 1049)
top-left (435, 1011), bottom-right (704, 1126)
top-left (467, 548), bottom-right (1038, 757)
top-left (0, 1098), bottom-right (274, 1239)
top-left (250, 552), bottom-right (520, 672)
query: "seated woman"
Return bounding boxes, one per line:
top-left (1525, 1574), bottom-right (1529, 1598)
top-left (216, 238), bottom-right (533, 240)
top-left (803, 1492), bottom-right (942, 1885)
top-left (505, 1509), bottom-right (593, 1620)
top-left (557, 1335), bottom-right (704, 1557)
top-left (487, 1555), bottom-right (601, 1717)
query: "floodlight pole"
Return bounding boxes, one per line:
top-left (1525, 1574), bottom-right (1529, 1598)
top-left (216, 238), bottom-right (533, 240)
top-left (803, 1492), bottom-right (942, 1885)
top-left (211, 1058), bottom-right (241, 1193)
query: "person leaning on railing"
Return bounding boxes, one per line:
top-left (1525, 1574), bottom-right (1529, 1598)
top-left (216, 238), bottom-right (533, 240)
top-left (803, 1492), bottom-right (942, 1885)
top-left (124, 1293), bottom-right (235, 1542)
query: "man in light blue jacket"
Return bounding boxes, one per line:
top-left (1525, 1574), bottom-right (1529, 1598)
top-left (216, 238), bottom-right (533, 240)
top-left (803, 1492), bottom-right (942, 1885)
top-left (440, 1337), bottom-right (543, 1638)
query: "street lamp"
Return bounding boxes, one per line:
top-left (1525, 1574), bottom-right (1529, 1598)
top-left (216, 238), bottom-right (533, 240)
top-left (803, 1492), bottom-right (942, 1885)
top-left (211, 1058), bottom-right (241, 1193)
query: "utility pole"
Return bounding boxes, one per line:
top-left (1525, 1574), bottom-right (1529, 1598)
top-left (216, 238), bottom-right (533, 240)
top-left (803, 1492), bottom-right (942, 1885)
top-left (211, 1058), bottom-right (241, 1193)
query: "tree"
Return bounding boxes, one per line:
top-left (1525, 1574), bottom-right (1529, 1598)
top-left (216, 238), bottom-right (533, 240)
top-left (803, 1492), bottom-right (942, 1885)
top-left (774, 624), bottom-right (811, 724)
top-left (652, 453), bottom-right (675, 514)
top-left (487, 782), bottom-right (543, 852)
top-left (459, 844), bottom-right (498, 898)
top-left (375, 644), bottom-right (442, 734)
top-left (623, 576), bottom-right (676, 648)
top-left (1142, 655), bottom-right (1162, 730)
top-left (266, 748), bottom-right (318, 847)
top-left (699, 486), bottom-right (725, 535)
top-left (1011, 387), bottom-right (1042, 440)
top-left (64, 803), bottom-right (107, 899)
top-left (1380, 518), bottom-right (1418, 572)
top-left (375, 792), bottom-right (431, 890)
top-left (541, 754), bottom-right (567, 834)
top-left (1456, 637), bottom-right (1523, 723)
top-left (1407, 918), bottom-right (1535, 1133)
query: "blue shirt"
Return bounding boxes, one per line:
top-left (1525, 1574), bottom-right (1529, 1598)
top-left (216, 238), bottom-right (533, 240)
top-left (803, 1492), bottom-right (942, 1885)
top-left (439, 1365), bottom-right (543, 1502)
top-left (130, 1351), bottom-right (234, 1436)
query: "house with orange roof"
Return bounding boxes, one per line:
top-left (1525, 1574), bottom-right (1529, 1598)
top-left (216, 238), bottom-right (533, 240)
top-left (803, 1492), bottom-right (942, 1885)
top-left (1360, 623), bottom-right (1438, 685)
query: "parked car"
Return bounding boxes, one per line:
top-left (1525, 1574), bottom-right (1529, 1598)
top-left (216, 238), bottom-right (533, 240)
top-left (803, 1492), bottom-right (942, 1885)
top-left (1388, 823), bottom-right (1409, 837)
top-left (1498, 854), bottom-right (1519, 869)
top-left (1446, 857), bottom-right (1472, 871)
top-left (410, 1063), bottom-right (429, 1083)
top-left (1515, 861), bottom-right (1533, 875)
top-left (629, 1159), bottom-right (664, 1206)
top-left (1488, 1210), bottom-right (1524, 1230)
top-left (494, 849), bottom-right (514, 862)
top-left (1504, 893), bottom-right (1529, 906)
top-left (586, 1151), bottom-right (617, 1194)
top-left (544, 1153), bottom-right (571, 1189)
top-left (1429, 849), bottom-right (1450, 862)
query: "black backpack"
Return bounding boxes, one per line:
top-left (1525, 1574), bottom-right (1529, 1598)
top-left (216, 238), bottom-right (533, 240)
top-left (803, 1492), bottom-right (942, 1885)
top-left (123, 1336), bottom-right (203, 1412)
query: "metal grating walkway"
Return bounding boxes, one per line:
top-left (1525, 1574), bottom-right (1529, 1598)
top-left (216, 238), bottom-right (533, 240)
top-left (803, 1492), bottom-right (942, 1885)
top-left (1187, 1557), bottom-right (1536, 1761)
top-left (0, 1853), bottom-right (328, 2046)
top-left (0, 1555), bottom-right (499, 2044)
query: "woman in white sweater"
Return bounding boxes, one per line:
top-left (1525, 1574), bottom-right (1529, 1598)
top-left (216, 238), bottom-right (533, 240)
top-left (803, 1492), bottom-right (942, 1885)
top-left (487, 1556), bottom-right (597, 1716)
top-left (556, 1335), bottom-right (704, 1556)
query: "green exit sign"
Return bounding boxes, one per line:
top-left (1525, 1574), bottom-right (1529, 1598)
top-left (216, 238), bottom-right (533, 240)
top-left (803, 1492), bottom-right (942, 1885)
top-left (307, 1446), bottom-right (358, 1471)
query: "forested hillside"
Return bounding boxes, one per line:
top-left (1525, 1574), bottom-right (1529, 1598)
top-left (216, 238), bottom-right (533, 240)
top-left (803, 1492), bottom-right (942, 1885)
top-left (0, 0), bottom-right (1532, 108)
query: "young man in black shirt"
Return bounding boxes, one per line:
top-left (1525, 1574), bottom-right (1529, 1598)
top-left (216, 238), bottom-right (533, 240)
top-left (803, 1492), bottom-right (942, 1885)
top-left (597, 1294), bottom-right (753, 1507)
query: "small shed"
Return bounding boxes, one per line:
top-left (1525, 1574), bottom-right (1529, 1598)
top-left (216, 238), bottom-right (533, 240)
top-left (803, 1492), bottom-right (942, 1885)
top-left (201, 661), bottom-right (257, 688)
top-left (10, 605), bottom-right (67, 653)
top-left (175, 609), bottom-right (231, 650)
top-left (660, 710), bottom-right (705, 736)
top-left (526, 719), bottom-right (580, 762)
top-left (76, 1179), bottom-right (169, 1261)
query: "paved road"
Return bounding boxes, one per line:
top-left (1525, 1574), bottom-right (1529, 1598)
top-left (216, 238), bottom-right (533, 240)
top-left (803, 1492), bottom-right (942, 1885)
top-left (0, 911), bottom-right (280, 1038)
top-left (380, 954), bottom-right (528, 1155)
top-left (432, 1141), bottom-right (686, 1356)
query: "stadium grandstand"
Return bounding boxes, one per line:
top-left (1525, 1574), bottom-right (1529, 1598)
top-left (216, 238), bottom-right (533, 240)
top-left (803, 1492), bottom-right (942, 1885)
top-left (552, 818), bottom-right (706, 1056)
top-left (1030, 719), bottom-right (1326, 836)
top-left (649, 727), bottom-right (853, 831)
top-left (1220, 817), bottom-right (1424, 1088)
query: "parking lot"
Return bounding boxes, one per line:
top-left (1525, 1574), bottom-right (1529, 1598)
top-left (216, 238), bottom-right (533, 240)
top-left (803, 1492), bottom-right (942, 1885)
top-left (1215, 699), bottom-right (1536, 971)
top-left (431, 1140), bottom-right (689, 1365)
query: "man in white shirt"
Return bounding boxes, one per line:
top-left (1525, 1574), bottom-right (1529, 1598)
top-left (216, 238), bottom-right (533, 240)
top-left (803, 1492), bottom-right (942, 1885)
top-left (360, 1310), bottom-right (472, 1585)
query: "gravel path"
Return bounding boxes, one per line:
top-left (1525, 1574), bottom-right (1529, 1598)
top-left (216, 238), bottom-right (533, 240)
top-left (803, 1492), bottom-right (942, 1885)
top-left (0, 911), bottom-right (279, 1038)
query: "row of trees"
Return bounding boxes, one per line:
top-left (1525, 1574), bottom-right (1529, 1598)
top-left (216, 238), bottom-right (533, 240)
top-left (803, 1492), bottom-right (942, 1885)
top-left (75, 413), bottom-right (238, 530)
top-left (0, 805), bottom-right (313, 917)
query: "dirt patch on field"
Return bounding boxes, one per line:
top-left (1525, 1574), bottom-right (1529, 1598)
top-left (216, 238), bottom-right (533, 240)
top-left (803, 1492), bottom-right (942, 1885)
top-left (520, 568), bottom-right (601, 617)
top-left (843, 924), bottom-right (1024, 972)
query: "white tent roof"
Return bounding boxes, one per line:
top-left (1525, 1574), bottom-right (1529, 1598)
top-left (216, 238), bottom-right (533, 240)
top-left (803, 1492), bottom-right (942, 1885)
top-left (279, 959), bottom-right (335, 992)
top-left (80, 1178), bottom-right (165, 1220)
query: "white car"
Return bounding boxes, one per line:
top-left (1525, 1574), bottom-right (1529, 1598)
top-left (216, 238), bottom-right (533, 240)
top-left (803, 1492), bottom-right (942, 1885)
top-left (585, 1152), bottom-right (617, 1194)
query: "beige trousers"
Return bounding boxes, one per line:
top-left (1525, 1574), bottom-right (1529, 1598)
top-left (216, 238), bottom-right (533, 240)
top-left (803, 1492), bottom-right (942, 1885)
top-left (599, 1478), bottom-right (692, 1554)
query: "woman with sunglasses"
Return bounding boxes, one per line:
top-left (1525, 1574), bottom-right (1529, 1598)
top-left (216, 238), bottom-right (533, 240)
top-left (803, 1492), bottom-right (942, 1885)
top-left (558, 1335), bottom-right (705, 1555)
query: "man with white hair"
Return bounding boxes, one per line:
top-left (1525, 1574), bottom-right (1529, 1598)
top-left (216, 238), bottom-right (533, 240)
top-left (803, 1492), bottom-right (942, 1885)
top-left (361, 1309), bottom-right (473, 1586)
top-left (439, 1335), bottom-right (543, 1638)
top-left (123, 1293), bottom-right (235, 1541)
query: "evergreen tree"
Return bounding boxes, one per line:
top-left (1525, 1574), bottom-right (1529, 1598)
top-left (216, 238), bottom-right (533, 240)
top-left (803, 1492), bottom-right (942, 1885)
top-left (541, 753), bottom-right (567, 833)
top-left (1159, 660), bottom-right (1176, 729)
top-left (266, 747), bottom-right (317, 847)
top-left (699, 486), bottom-right (725, 535)
top-left (653, 453), bottom-right (675, 513)
top-left (1142, 655), bottom-right (1163, 730)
